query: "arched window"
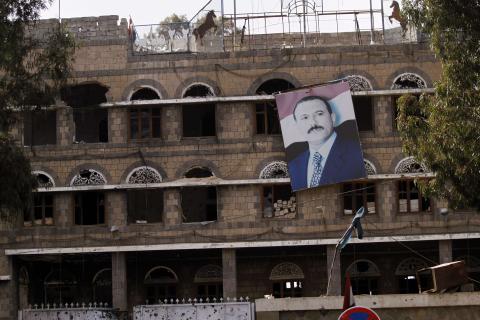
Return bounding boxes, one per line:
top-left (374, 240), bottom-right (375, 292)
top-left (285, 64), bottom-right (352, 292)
top-left (363, 159), bottom-right (377, 175)
top-left (269, 262), bottom-right (304, 298)
top-left (391, 73), bottom-right (427, 89)
top-left (395, 258), bottom-right (428, 293)
top-left (61, 83), bottom-right (109, 143)
top-left (71, 169), bottom-right (107, 186)
top-left (194, 264), bottom-right (223, 299)
top-left (395, 157), bottom-right (428, 174)
top-left (130, 87), bottom-right (161, 100)
top-left (346, 260), bottom-right (380, 295)
top-left (259, 161), bottom-right (289, 179)
top-left (144, 266), bottom-right (178, 304)
top-left (92, 268), bottom-right (112, 305)
top-left (33, 171), bottom-right (55, 188)
top-left (345, 75), bottom-right (373, 92)
top-left (182, 83), bottom-right (216, 137)
top-left (255, 79), bottom-right (295, 135)
top-left (184, 167), bottom-right (214, 178)
top-left (126, 166), bottom-right (163, 184)
top-left (395, 157), bottom-right (431, 213)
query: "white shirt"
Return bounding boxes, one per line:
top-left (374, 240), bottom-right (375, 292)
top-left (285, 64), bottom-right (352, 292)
top-left (307, 132), bottom-right (337, 187)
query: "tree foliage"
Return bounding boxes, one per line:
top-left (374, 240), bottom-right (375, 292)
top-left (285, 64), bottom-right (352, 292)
top-left (397, 0), bottom-right (480, 208)
top-left (0, 0), bottom-right (75, 218)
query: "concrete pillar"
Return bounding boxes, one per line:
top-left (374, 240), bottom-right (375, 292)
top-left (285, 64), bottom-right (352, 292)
top-left (57, 106), bottom-right (74, 146)
top-left (326, 245), bottom-right (341, 295)
top-left (112, 252), bottom-right (128, 311)
top-left (0, 255), bottom-right (17, 320)
top-left (222, 249), bottom-right (237, 298)
top-left (439, 240), bottom-right (453, 264)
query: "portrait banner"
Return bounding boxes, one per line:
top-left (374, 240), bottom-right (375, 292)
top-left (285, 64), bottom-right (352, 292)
top-left (275, 82), bottom-right (367, 192)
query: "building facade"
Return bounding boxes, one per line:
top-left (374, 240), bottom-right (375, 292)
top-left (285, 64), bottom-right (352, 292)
top-left (1, 14), bottom-right (479, 320)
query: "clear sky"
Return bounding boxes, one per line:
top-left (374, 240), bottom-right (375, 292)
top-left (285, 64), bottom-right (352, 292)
top-left (40, 0), bottom-right (396, 33)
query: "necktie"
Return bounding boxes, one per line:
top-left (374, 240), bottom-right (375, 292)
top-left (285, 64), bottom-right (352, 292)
top-left (309, 152), bottom-right (323, 187)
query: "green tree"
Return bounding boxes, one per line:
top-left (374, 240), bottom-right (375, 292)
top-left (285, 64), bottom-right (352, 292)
top-left (397, 0), bottom-right (480, 208)
top-left (156, 13), bottom-right (189, 39)
top-left (0, 0), bottom-right (75, 220)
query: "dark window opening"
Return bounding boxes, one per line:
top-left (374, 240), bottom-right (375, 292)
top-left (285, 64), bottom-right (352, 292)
top-left (145, 267), bottom-right (177, 304)
top-left (343, 183), bottom-right (376, 215)
top-left (24, 193), bottom-right (54, 226)
top-left (398, 180), bottom-right (430, 213)
top-left (182, 104), bottom-right (216, 137)
top-left (197, 283), bottom-right (223, 300)
top-left (272, 280), bottom-right (302, 298)
top-left (74, 192), bottom-right (105, 225)
top-left (351, 278), bottom-right (378, 295)
top-left (73, 109), bottom-right (108, 143)
top-left (129, 107), bottom-right (161, 139)
top-left (262, 184), bottom-right (295, 218)
top-left (92, 269), bottom-right (112, 305)
top-left (255, 79), bottom-right (295, 135)
top-left (398, 275), bottom-right (424, 294)
top-left (127, 189), bottom-right (163, 224)
top-left (184, 85), bottom-right (213, 98)
top-left (24, 111), bottom-right (56, 146)
top-left (352, 96), bottom-right (374, 131)
top-left (185, 167), bottom-right (214, 178)
top-left (61, 84), bottom-right (108, 107)
top-left (181, 187), bottom-right (217, 222)
top-left (131, 88), bottom-right (160, 100)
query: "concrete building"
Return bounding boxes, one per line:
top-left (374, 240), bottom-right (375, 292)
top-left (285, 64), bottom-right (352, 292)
top-left (1, 11), bottom-right (480, 320)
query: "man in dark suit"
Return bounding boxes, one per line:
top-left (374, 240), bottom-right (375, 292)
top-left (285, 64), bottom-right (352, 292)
top-left (287, 96), bottom-right (366, 191)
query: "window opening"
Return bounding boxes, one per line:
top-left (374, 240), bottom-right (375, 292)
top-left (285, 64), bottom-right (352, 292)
top-left (74, 191), bottom-right (105, 225)
top-left (92, 268), bottom-right (112, 305)
top-left (255, 79), bottom-right (295, 134)
top-left (24, 110), bottom-right (56, 146)
top-left (395, 258), bottom-right (428, 294)
top-left (398, 180), bottom-right (430, 213)
top-left (24, 193), bottom-right (54, 226)
top-left (263, 185), bottom-right (295, 218)
top-left (127, 189), bottom-right (163, 224)
top-left (270, 262), bottom-right (304, 298)
top-left (144, 266), bottom-right (178, 304)
top-left (182, 84), bottom-right (216, 137)
top-left (129, 107), bottom-right (161, 139)
top-left (181, 187), bottom-right (217, 222)
top-left (352, 96), bottom-right (374, 131)
top-left (131, 88), bottom-right (160, 100)
top-left (347, 260), bottom-right (380, 295)
top-left (194, 265), bottom-right (223, 300)
top-left (185, 167), bottom-right (214, 178)
top-left (343, 183), bottom-right (376, 215)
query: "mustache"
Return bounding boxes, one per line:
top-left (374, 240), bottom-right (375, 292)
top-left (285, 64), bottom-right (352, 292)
top-left (308, 125), bottom-right (324, 134)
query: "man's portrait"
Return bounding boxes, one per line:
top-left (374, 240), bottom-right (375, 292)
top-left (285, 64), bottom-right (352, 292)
top-left (275, 82), bottom-right (366, 191)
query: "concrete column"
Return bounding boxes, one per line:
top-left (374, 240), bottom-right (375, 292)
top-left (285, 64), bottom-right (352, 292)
top-left (439, 240), bottom-right (453, 264)
top-left (112, 252), bottom-right (128, 311)
top-left (326, 245), bottom-right (341, 295)
top-left (57, 106), bottom-right (74, 146)
top-left (222, 249), bottom-right (237, 298)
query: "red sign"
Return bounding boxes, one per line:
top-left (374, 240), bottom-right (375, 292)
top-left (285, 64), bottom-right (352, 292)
top-left (338, 306), bottom-right (381, 320)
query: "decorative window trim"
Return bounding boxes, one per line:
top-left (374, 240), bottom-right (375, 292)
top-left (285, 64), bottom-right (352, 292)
top-left (363, 159), bottom-right (377, 175)
top-left (32, 171), bottom-right (55, 188)
top-left (70, 169), bottom-right (107, 186)
top-left (194, 264), bottom-right (222, 283)
top-left (395, 257), bottom-right (428, 276)
top-left (391, 73), bottom-right (427, 89)
top-left (144, 266), bottom-right (178, 284)
top-left (181, 82), bottom-right (215, 98)
top-left (394, 156), bottom-right (429, 174)
top-left (127, 85), bottom-right (162, 101)
top-left (126, 166), bottom-right (163, 184)
top-left (259, 161), bottom-right (290, 179)
top-left (345, 75), bottom-right (373, 92)
top-left (346, 259), bottom-right (381, 278)
top-left (269, 262), bottom-right (304, 280)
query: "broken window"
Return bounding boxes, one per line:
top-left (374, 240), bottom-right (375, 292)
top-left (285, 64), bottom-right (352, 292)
top-left (127, 189), bottom-right (163, 224)
top-left (352, 96), bottom-right (374, 131)
top-left (62, 83), bottom-right (109, 143)
top-left (255, 79), bottom-right (295, 134)
top-left (24, 193), bottom-right (54, 227)
top-left (129, 107), bottom-right (161, 139)
top-left (398, 180), bottom-right (430, 213)
top-left (343, 183), bottom-right (376, 215)
top-left (23, 110), bottom-right (56, 146)
top-left (262, 185), bottom-right (295, 218)
top-left (74, 191), bottom-right (105, 225)
top-left (131, 88), bottom-right (160, 100)
top-left (182, 85), bottom-right (216, 137)
top-left (181, 167), bottom-right (217, 223)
